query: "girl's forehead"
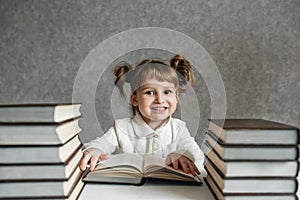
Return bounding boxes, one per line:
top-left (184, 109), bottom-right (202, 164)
top-left (139, 79), bottom-right (176, 89)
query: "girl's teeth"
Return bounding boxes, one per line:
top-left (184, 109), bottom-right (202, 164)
top-left (153, 107), bottom-right (165, 110)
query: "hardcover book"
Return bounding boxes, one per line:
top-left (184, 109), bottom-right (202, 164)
top-left (1, 135), bottom-right (82, 164)
top-left (205, 161), bottom-right (297, 194)
top-left (204, 131), bottom-right (298, 160)
top-left (0, 147), bottom-right (82, 181)
top-left (0, 118), bottom-right (81, 145)
top-left (205, 174), bottom-right (298, 200)
top-left (0, 103), bottom-right (81, 123)
top-left (208, 119), bottom-right (299, 145)
top-left (0, 167), bottom-right (83, 198)
top-left (202, 143), bottom-right (299, 177)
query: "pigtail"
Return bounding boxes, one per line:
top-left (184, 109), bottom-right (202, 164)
top-left (113, 62), bottom-right (133, 97)
top-left (170, 54), bottom-right (195, 91)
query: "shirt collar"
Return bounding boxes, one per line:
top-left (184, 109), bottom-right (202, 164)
top-left (132, 112), bottom-right (171, 137)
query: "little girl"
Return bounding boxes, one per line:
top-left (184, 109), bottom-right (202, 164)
top-left (80, 54), bottom-right (204, 176)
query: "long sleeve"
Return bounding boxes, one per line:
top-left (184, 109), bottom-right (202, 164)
top-left (83, 126), bottom-right (119, 155)
top-left (173, 122), bottom-right (205, 168)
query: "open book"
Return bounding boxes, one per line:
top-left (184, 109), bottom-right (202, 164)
top-left (83, 153), bottom-right (202, 185)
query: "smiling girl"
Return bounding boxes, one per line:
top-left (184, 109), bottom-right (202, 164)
top-left (80, 55), bottom-right (204, 176)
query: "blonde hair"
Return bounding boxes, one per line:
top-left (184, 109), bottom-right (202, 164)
top-left (113, 54), bottom-right (195, 114)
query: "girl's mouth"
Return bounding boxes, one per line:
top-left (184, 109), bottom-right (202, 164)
top-left (151, 107), bottom-right (167, 111)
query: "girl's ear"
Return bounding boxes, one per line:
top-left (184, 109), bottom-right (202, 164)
top-left (130, 93), bottom-right (138, 107)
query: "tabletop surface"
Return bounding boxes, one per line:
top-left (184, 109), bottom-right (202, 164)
top-left (78, 179), bottom-right (215, 200)
top-left (79, 176), bottom-right (300, 200)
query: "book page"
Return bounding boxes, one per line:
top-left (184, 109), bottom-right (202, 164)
top-left (94, 153), bottom-right (144, 174)
top-left (143, 155), bottom-right (166, 170)
top-left (143, 155), bottom-right (184, 175)
top-left (143, 155), bottom-right (200, 182)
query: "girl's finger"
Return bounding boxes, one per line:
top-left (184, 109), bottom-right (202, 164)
top-left (79, 153), bottom-right (92, 171)
top-left (195, 166), bottom-right (200, 174)
top-left (89, 156), bottom-right (98, 171)
top-left (99, 154), bottom-right (109, 161)
top-left (165, 156), bottom-right (172, 165)
top-left (179, 161), bottom-right (189, 174)
top-left (187, 162), bottom-right (196, 176)
top-left (172, 158), bottom-right (179, 170)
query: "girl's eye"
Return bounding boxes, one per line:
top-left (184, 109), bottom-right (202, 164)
top-left (145, 91), bottom-right (154, 95)
top-left (164, 90), bottom-right (173, 95)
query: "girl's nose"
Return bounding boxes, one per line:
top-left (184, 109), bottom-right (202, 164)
top-left (155, 92), bottom-right (165, 103)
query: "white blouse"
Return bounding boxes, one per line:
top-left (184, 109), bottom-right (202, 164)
top-left (83, 113), bottom-right (205, 168)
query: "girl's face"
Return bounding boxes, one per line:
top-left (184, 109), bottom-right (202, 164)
top-left (131, 78), bottom-right (178, 130)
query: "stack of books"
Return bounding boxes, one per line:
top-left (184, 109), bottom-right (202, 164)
top-left (202, 118), bottom-right (299, 200)
top-left (0, 103), bottom-right (84, 199)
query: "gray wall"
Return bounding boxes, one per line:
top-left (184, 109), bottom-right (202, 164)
top-left (0, 0), bottom-right (299, 144)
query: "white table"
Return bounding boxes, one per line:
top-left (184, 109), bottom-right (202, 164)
top-left (79, 180), bottom-right (215, 200)
top-left (79, 176), bottom-right (300, 199)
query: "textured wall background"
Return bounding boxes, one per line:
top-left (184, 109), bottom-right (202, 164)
top-left (0, 0), bottom-right (299, 144)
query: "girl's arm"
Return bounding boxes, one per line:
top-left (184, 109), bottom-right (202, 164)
top-left (79, 125), bottom-right (119, 171)
top-left (166, 123), bottom-right (205, 174)
top-left (83, 126), bottom-right (119, 154)
top-left (175, 125), bottom-right (205, 166)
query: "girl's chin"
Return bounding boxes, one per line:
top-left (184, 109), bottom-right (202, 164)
top-left (140, 110), bottom-right (173, 124)
top-left (149, 114), bottom-right (170, 122)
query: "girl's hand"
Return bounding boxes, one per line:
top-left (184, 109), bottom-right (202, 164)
top-left (165, 153), bottom-right (200, 176)
top-left (79, 148), bottom-right (109, 171)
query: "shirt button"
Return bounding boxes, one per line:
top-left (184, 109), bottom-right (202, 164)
top-left (154, 133), bottom-right (159, 138)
